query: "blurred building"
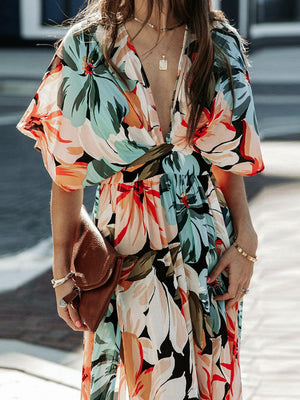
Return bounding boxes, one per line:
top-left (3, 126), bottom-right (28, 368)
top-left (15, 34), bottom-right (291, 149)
top-left (0, 0), bottom-right (300, 45)
top-left (222, 0), bottom-right (300, 46)
top-left (0, 0), bottom-right (82, 45)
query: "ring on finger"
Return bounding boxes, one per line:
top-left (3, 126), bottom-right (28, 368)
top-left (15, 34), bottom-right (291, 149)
top-left (240, 287), bottom-right (250, 295)
top-left (59, 299), bottom-right (68, 308)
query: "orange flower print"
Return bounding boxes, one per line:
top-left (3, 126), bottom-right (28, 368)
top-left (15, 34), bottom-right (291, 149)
top-left (113, 178), bottom-right (169, 254)
top-left (193, 92), bottom-right (236, 154)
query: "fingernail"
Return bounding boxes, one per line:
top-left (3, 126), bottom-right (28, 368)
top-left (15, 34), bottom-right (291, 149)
top-left (75, 320), bottom-right (82, 328)
top-left (207, 277), bottom-right (211, 283)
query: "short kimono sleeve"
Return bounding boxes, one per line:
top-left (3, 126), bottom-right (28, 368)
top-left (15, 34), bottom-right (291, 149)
top-left (193, 26), bottom-right (264, 176)
top-left (17, 25), bottom-right (134, 191)
top-left (17, 42), bottom-right (87, 191)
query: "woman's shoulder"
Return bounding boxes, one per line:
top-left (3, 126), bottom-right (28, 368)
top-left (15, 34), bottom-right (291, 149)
top-left (211, 21), bottom-right (248, 69)
top-left (57, 19), bottom-right (105, 57)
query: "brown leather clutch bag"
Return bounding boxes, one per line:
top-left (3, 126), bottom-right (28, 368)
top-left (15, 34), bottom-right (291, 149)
top-left (61, 206), bottom-right (124, 332)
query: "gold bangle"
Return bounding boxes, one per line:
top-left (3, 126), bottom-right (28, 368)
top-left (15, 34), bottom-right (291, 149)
top-left (51, 272), bottom-right (74, 288)
top-left (233, 242), bottom-right (258, 263)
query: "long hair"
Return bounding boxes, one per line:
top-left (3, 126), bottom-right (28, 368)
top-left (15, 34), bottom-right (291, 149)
top-left (65, 0), bottom-right (234, 142)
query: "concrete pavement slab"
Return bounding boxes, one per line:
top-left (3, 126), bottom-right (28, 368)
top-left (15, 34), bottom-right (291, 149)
top-left (0, 339), bottom-right (82, 398)
top-left (260, 141), bottom-right (300, 178)
top-left (0, 352), bottom-right (81, 390)
top-left (0, 238), bottom-right (52, 292)
top-left (0, 370), bottom-right (79, 399)
top-left (241, 182), bottom-right (300, 399)
top-left (255, 397), bottom-right (300, 400)
top-left (0, 339), bottom-right (82, 370)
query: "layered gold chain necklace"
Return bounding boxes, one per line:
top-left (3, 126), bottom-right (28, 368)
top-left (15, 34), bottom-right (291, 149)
top-left (133, 16), bottom-right (183, 32)
top-left (133, 16), bottom-right (184, 71)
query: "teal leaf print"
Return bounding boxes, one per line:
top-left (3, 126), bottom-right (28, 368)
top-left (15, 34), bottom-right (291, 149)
top-left (210, 298), bottom-right (222, 334)
top-left (160, 156), bottom-right (214, 264)
top-left (84, 158), bottom-right (123, 186)
top-left (91, 299), bottom-right (121, 400)
top-left (59, 28), bottom-right (135, 139)
top-left (114, 140), bottom-right (148, 163)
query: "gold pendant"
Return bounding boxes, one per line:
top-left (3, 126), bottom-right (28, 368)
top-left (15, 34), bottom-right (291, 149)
top-left (159, 55), bottom-right (168, 71)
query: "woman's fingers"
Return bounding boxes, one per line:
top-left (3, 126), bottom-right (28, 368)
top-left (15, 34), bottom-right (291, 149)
top-left (215, 281), bottom-right (251, 308)
top-left (54, 280), bottom-right (88, 331)
top-left (208, 245), bottom-right (254, 305)
top-left (207, 253), bottom-right (229, 283)
top-left (68, 304), bottom-right (88, 330)
top-left (213, 282), bottom-right (239, 302)
top-left (57, 306), bottom-right (78, 330)
top-left (213, 292), bottom-right (233, 302)
top-left (226, 278), bottom-right (251, 309)
top-left (57, 304), bottom-right (88, 331)
top-left (225, 295), bottom-right (243, 310)
top-left (225, 284), bottom-right (244, 310)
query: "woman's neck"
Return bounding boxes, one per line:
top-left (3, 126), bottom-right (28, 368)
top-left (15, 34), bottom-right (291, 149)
top-left (133, 0), bottom-right (178, 29)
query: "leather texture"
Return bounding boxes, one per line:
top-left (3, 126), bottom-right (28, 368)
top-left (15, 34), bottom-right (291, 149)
top-left (62, 206), bottom-right (124, 332)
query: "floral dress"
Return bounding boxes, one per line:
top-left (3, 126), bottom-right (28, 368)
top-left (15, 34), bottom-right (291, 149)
top-left (17, 20), bottom-right (264, 400)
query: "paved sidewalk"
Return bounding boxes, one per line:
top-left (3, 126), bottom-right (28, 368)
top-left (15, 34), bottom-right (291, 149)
top-left (241, 171), bottom-right (300, 399)
top-left (0, 371), bottom-right (79, 400)
top-left (0, 340), bottom-right (81, 399)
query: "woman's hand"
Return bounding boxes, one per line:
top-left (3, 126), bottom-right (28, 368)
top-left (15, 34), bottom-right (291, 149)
top-left (51, 183), bottom-right (88, 331)
top-left (207, 246), bottom-right (254, 310)
top-left (207, 232), bottom-right (258, 310)
top-left (54, 279), bottom-right (89, 331)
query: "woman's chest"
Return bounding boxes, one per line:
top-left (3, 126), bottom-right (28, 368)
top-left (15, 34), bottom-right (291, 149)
top-left (142, 56), bottom-right (180, 139)
top-left (126, 26), bottom-right (187, 141)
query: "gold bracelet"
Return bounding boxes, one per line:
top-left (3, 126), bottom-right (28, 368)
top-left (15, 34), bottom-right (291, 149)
top-left (51, 272), bottom-right (74, 288)
top-left (233, 242), bottom-right (258, 263)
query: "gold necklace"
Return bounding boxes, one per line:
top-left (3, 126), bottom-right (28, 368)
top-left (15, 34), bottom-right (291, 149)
top-left (133, 17), bottom-right (183, 71)
top-left (133, 16), bottom-right (184, 32)
top-left (141, 33), bottom-right (174, 71)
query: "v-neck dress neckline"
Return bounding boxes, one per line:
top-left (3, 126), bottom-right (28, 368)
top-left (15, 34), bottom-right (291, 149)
top-left (121, 23), bottom-right (189, 144)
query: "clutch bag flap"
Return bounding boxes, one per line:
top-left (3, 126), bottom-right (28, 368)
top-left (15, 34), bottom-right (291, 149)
top-left (72, 206), bottom-right (121, 290)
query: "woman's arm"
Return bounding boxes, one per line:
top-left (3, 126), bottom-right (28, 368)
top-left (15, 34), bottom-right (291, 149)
top-left (212, 165), bottom-right (258, 252)
top-left (51, 182), bottom-right (88, 331)
top-left (208, 165), bottom-right (258, 309)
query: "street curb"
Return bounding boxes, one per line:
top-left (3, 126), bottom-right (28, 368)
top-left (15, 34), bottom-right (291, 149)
top-left (0, 353), bottom-right (81, 390)
top-left (0, 339), bottom-right (82, 390)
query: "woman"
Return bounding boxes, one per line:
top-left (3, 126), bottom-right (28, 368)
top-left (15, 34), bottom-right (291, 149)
top-left (17, 0), bottom-right (264, 398)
